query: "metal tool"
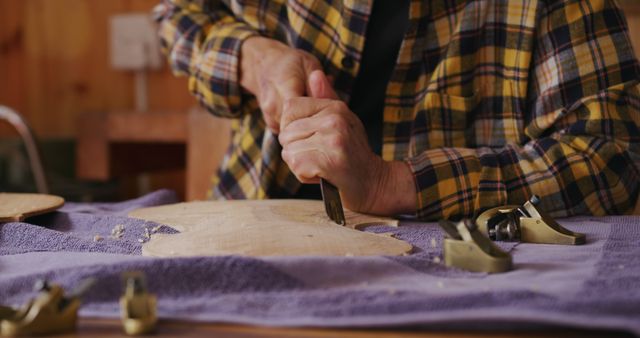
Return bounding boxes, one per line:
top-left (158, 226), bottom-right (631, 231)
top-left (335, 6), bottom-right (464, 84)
top-left (0, 106), bottom-right (49, 194)
top-left (438, 219), bottom-right (512, 273)
top-left (320, 179), bottom-right (346, 226)
top-left (120, 272), bottom-right (157, 335)
top-left (476, 195), bottom-right (586, 245)
top-left (266, 127), bottom-right (346, 226)
top-left (0, 278), bottom-right (95, 337)
top-left (0, 308), bottom-right (15, 322)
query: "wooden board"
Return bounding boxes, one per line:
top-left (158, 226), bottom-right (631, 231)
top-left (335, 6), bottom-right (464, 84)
top-left (0, 193), bottom-right (65, 222)
top-left (72, 317), bottom-right (617, 337)
top-left (128, 200), bottom-right (413, 257)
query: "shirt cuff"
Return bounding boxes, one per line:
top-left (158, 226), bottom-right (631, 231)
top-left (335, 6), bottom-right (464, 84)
top-left (185, 22), bottom-right (258, 117)
top-left (406, 147), bottom-right (501, 220)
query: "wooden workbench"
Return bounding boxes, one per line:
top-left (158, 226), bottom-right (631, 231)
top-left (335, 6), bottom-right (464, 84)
top-left (56, 319), bottom-right (632, 338)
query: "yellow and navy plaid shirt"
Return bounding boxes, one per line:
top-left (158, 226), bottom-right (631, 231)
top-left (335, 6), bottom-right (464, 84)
top-left (156, 0), bottom-right (640, 220)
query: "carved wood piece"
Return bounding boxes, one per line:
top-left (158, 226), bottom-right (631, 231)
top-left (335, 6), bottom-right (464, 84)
top-left (129, 200), bottom-right (412, 257)
top-left (0, 193), bottom-right (65, 222)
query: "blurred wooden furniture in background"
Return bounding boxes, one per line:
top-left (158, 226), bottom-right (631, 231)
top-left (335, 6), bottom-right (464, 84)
top-left (76, 109), bottom-right (230, 201)
top-left (620, 1), bottom-right (640, 53)
top-left (186, 109), bottom-right (230, 200)
top-left (0, 0), bottom-right (197, 199)
top-left (76, 111), bottom-right (187, 180)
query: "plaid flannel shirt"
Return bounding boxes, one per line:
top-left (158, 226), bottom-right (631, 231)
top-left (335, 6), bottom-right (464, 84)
top-left (155, 0), bottom-right (640, 220)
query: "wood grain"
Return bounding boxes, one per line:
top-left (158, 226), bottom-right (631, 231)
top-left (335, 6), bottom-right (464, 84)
top-left (0, 0), bottom-right (26, 138)
top-left (0, 193), bottom-right (64, 222)
top-left (0, 0), bottom-right (195, 139)
top-left (128, 200), bottom-right (412, 258)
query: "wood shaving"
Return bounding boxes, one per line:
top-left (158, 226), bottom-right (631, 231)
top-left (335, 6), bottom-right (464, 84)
top-left (110, 224), bottom-right (125, 239)
top-left (93, 235), bottom-right (103, 242)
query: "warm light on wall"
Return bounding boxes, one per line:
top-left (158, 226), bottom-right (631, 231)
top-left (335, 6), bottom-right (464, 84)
top-left (110, 13), bottom-right (163, 112)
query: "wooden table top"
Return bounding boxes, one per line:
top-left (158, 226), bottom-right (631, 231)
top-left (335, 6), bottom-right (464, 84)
top-left (48, 318), bottom-right (632, 338)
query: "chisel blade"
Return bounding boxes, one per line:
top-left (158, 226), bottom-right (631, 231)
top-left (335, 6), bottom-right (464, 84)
top-left (320, 179), bottom-right (346, 226)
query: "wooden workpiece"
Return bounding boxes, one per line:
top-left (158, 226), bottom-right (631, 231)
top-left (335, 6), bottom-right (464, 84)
top-left (0, 193), bottom-right (65, 222)
top-left (129, 200), bottom-right (412, 257)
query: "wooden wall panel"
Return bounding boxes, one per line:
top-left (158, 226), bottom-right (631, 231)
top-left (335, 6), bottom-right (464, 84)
top-left (0, 0), bottom-right (27, 136)
top-left (620, 2), bottom-right (640, 59)
top-left (0, 0), bottom-right (195, 139)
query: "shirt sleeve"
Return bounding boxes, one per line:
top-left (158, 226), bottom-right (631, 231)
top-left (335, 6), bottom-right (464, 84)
top-left (407, 0), bottom-right (640, 220)
top-left (154, 0), bottom-right (259, 117)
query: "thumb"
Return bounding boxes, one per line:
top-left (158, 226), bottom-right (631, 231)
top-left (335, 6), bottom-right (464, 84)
top-left (308, 70), bottom-right (338, 100)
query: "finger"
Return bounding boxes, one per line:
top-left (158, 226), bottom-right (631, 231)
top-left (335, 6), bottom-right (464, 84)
top-left (276, 76), bottom-right (306, 100)
top-left (308, 70), bottom-right (338, 100)
top-left (301, 52), bottom-right (323, 76)
top-left (281, 132), bottom-right (337, 178)
top-left (301, 177), bottom-right (321, 184)
top-left (263, 111), bottom-right (281, 134)
top-left (281, 143), bottom-right (327, 183)
top-left (280, 97), bottom-right (338, 131)
top-left (274, 75), bottom-right (306, 132)
top-left (301, 54), bottom-right (323, 95)
top-left (258, 84), bottom-right (282, 133)
top-left (278, 116), bottom-right (318, 146)
top-left (279, 109), bottom-right (351, 146)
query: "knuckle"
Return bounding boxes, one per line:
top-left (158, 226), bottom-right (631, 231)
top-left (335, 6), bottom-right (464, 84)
top-left (326, 116), bottom-right (339, 129)
top-left (267, 121), bottom-right (279, 133)
top-left (327, 133), bottom-right (345, 148)
top-left (298, 175), bottom-right (315, 184)
top-left (278, 131), bottom-right (290, 145)
top-left (260, 98), bottom-right (277, 116)
top-left (282, 150), bottom-right (298, 172)
top-left (283, 97), bottom-right (297, 111)
top-left (325, 114), bottom-right (347, 132)
top-left (261, 109), bottom-right (279, 127)
top-left (329, 101), bottom-right (348, 112)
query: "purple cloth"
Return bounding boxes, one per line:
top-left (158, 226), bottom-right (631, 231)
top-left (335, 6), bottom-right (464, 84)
top-left (1, 190), bottom-right (639, 335)
top-left (0, 190), bottom-right (178, 256)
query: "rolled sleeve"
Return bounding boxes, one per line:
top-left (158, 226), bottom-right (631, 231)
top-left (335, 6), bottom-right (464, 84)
top-left (155, 0), bottom-right (258, 117)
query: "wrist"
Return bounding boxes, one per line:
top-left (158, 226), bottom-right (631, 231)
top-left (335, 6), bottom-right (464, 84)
top-left (239, 36), bottom-right (269, 95)
top-left (369, 160), bottom-right (417, 216)
top-left (239, 36), bottom-right (289, 96)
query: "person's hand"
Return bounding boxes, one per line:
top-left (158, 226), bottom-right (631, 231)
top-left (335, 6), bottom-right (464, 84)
top-left (278, 70), bottom-right (416, 215)
top-left (240, 36), bottom-right (323, 134)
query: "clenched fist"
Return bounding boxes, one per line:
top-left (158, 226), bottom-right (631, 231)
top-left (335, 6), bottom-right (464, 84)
top-left (278, 71), bottom-right (416, 216)
top-left (240, 36), bottom-right (323, 134)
